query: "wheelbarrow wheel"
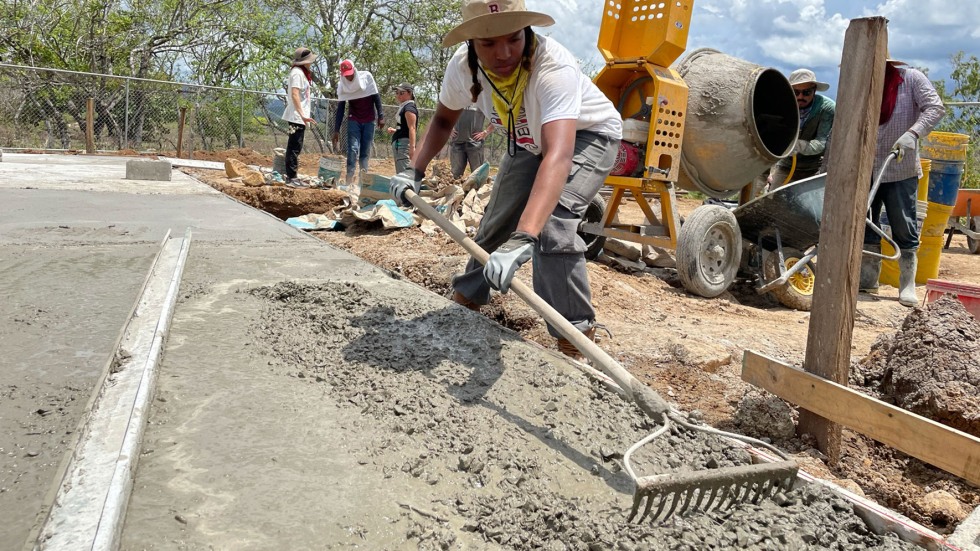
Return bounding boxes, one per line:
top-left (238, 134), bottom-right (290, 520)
top-left (676, 205), bottom-right (741, 298)
top-left (762, 247), bottom-right (814, 311)
top-left (968, 216), bottom-right (980, 254)
top-left (580, 194), bottom-right (607, 260)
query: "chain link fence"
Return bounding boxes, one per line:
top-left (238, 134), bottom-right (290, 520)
top-left (0, 63), bottom-right (509, 166)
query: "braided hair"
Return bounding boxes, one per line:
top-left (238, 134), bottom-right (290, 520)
top-left (466, 27), bottom-right (536, 103)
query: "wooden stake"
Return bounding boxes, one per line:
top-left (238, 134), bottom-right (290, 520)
top-left (176, 106), bottom-right (188, 159)
top-left (798, 17), bottom-right (888, 462)
top-left (85, 98), bottom-right (96, 154)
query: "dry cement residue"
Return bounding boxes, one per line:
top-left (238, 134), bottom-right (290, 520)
top-left (855, 295), bottom-right (980, 437)
top-left (248, 281), bottom-right (919, 550)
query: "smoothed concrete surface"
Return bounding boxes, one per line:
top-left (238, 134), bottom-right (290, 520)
top-left (0, 153), bottom-right (363, 549)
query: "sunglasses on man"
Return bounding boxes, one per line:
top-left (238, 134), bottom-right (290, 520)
top-left (794, 87), bottom-right (816, 97)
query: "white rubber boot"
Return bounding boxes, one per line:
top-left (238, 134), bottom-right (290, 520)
top-left (898, 249), bottom-right (918, 307)
top-left (859, 243), bottom-right (881, 294)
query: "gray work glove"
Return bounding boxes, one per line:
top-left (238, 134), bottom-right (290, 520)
top-left (389, 168), bottom-right (424, 207)
top-left (792, 139), bottom-right (807, 155)
top-left (484, 231), bottom-right (537, 293)
top-left (892, 131), bottom-right (918, 162)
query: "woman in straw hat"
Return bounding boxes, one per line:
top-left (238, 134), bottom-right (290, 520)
top-left (281, 47), bottom-right (318, 186)
top-left (389, 0), bottom-right (622, 359)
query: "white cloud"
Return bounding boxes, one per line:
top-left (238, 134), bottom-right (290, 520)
top-left (533, 0), bottom-right (976, 97)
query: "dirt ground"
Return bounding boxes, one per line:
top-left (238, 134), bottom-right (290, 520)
top-left (182, 147), bottom-right (980, 537)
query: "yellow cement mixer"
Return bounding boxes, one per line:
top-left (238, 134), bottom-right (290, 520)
top-left (579, 0), bottom-right (805, 305)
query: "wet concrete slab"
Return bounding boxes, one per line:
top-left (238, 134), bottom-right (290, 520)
top-left (0, 153), bottom-right (343, 548)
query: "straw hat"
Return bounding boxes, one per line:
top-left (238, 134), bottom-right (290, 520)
top-left (442, 0), bottom-right (555, 47)
top-left (291, 47), bottom-right (316, 66)
top-left (788, 68), bottom-right (829, 92)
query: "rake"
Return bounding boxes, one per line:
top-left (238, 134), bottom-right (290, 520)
top-left (402, 187), bottom-right (799, 521)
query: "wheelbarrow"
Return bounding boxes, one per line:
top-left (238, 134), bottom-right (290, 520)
top-left (732, 153), bottom-right (902, 310)
top-left (944, 188), bottom-right (980, 254)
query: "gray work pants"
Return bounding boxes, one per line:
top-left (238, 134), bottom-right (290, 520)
top-left (452, 130), bottom-right (616, 337)
top-left (450, 141), bottom-right (486, 179)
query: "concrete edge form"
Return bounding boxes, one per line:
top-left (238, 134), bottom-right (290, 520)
top-left (747, 447), bottom-right (959, 551)
top-left (32, 229), bottom-right (192, 550)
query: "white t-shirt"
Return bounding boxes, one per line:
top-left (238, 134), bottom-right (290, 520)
top-left (439, 35), bottom-right (622, 155)
top-left (282, 67), bottom-right (311, 125)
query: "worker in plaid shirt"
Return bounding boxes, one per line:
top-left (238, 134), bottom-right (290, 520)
top-left (859, 55), bottom-right (945, 307)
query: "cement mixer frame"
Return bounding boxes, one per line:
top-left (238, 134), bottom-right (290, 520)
top-left (578, 0), bottom-right (806, 306)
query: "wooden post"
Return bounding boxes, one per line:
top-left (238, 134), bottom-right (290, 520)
top-left (176, 106), bottom-right (188, 159)
top-left (85, 98), bottom-right (96, 154)
top-left (798, 17), bottom-right (888, 462)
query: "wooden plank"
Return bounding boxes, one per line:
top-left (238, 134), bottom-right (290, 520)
top-left (743, 350), bottom-right (980, 487)
top-left (800, 16), bottom-right (889, 461)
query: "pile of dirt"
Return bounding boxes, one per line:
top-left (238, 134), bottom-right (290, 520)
top-left (183, 168), bottom-right (350, 219)
top-left (854, 295), bottom-right (980, 437)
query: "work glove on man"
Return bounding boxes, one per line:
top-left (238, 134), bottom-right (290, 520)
top-left (792, 139), bottom-right (807, 155)
top-left (892, 131), bottom-right (918, 162)
top-left (389, 168), bottom-right (424, 207)
top-left (484, 231), bottom-right (537, 293)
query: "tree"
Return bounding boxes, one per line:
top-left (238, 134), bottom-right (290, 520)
top-left (932, 51), bottom-right (979, 189)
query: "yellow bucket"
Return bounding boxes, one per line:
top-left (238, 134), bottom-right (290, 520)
top-left (920, 131), bottom-right (970, 162)
top-left (917, 159), bottom-right (931, 202)
top-left (880, 202), bottom-right (953, 286)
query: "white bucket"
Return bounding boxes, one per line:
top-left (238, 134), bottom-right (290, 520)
top-left (318, 156), bottom-right (344, 183)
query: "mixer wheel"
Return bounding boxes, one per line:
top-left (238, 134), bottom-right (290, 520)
top-left (676, 205), bottom-right (741, 298)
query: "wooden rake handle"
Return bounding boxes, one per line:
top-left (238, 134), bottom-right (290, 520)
top-left (405, 189), bottom-right (670, 421)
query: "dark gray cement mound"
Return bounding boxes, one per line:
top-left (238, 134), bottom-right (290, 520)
top-left (856, 295), bottom-right (980, 437)
top-left (247, 281), bottom-right (919, 550)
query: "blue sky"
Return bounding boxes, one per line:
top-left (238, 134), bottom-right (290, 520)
top-left (532, 0), bottom-right (979, 99)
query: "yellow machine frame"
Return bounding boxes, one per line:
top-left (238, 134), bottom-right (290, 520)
top-left (588, 0), bottom-right (694, 250)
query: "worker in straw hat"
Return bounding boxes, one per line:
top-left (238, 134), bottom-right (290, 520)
top-left (767, 68), bottom-right (836, 189)
top-left (858, 52), bottom-right (945, 306)
top-left (281, 47), bottom-right (318, 187)
top-left (389, 0), bottom-right (623, 360)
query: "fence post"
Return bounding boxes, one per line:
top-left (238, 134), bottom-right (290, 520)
top-left (239, 90), bottom-right (245, 148)
top-left (124, 79), bottom-right (130, 151)
top-left (85, 98), bottom-right (96, 153)
top-left (176, 106), bottom-right (188, 158)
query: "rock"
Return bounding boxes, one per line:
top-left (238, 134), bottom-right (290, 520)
top-left (668, 338), bottom-right (732, 373)
top-left (733, 389), bottom-right (796, 440)
top-left (834, 479), bottom-right (866, 497)
top-left (225, 157), bottom-right (248, 178)
top-left (918, 489), bottom-right (967, 526)
top-left (604, 238), bottom-right (642, 261)
top-left (241, 168), bottom-right (266, 187)
top-left (641, 244), bottom-right (677, 268)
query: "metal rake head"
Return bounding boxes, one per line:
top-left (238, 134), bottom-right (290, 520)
top-left (628, 460), bottom-right (798, 522)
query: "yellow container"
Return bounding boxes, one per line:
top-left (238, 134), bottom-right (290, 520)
top-left (916, 236), bottom-right (945, 283)
top-left (880, 201), bottom-right (953, 286)
top-left (596, 0), bottom-right (693, 66)
top-left (920, 131), bottom-right (970, 162)
top-left (917, 159), bottom-right (931, 202)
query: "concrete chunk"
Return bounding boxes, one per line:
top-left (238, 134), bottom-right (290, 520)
top-left (126, 159), bottom-right (172, 181)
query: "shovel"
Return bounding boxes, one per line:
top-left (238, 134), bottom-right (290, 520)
top-left (402, 188), bottom-right (798, 521)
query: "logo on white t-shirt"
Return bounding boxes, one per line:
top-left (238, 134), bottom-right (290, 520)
top-left (490, 107), bottom-right (539, 155)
